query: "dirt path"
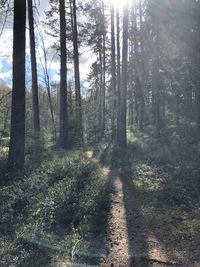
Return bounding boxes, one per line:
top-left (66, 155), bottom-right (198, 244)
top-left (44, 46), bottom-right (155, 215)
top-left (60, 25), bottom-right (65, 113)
top-left (104, 174), bottom-right (130, 266)
top-left (86, 151), bottom-right (183, 267)
top-left (102, 172), bottom-right (183, 267)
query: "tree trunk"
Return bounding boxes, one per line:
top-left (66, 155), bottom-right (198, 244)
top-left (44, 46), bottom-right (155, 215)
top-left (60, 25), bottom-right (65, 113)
top-left (132, 3), bottom-right (145, 130)
top-left (111, 4), bottom-right (116, 140)
top-left (152, 56), bottom-right (161, 137)
top-left (99, 45), bottom-right (103, 140)
top-left (59, 0), bottom-right (68, 148)
top-left (8, 0), bottom-right (26, 170)
top-left (101, 1), bottom-right (106, 138)
top-left (118, 4), bottom-right (129, 147)
top-left (72, 0), bottom-right (83, 144)
top-left (43, 48), bottom-right (57, 141)
top-left (116, 8), bottom-right (121, 139)
top-left (28, 0), bottom-right (40, 136)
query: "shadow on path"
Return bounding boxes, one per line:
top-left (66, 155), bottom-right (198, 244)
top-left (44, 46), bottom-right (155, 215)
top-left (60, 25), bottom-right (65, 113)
top-left (99, 144), bottom-right (184, 267)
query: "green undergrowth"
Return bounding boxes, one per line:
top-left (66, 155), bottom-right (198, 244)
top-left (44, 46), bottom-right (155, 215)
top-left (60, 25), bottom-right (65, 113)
top-left (0, 137), bottom-right (9, 171)
top-left (132, 165), bottom-right (200, 265)
top-left (96, 128), bottom-right (200, 265)
top-left (0, 148), bottom-right (109, 266)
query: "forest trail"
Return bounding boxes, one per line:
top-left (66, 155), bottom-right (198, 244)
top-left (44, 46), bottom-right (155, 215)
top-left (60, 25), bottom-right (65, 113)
top-left (104, 174), bottom-right (178, 267)
top-left (86, 151), bottom-right (183, 267)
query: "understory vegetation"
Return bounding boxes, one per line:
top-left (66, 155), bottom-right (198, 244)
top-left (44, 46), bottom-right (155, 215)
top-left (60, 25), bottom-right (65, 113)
top-left (0, 142), bottom-right (109, 266)
top-left (95, 128), bottom-right (200, 265)
top-left (1, 0), bottom-right (200, 266)
top-left (1, 128), bottom-right (200, 266)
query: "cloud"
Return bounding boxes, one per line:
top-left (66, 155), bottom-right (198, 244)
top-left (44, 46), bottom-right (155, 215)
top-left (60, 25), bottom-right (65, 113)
top-left (79, 51), bottom-right (96, 82)
top-left (0, 0), bottom-right (94, 90)
top-left (0, 57), bottom-right (12, 85)
top-left (37, 0), bottom-right (51, 19)
top-left (0, 70), bottom-right (12, 79)
top-left (0, 70), bottom-right (12, 87)
top-left (52, 73), bottom-right (60, 82)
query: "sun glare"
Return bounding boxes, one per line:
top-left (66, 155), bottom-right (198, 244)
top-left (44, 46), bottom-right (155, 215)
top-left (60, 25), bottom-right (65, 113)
top-left (106, 0), bottom-right (129, 10)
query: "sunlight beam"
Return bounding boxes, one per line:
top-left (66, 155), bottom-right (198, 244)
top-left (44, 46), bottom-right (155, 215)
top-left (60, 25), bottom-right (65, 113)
top-left (105, 0), bottom-right (129, 10)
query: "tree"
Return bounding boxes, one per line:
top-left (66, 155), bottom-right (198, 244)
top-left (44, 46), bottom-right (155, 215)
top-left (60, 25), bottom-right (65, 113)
top-left (28, 0), bottom-right (40, 135)
top-left (101, 0), bottom-right (106, 138)
top-left (59, 0), bottom-right (68, 148)
top-left (116, 8), bottom-right (121, 139)
top-left (37, 28), bottom-right (57, 140)
top-left (8, 0), bottom-right (26, 170)
top-left (110, 4), bottom-right (116, 139)
top-left (72, 0), bottom-right (83, 143)
top-left (118, 3), bottom-right (129, 147)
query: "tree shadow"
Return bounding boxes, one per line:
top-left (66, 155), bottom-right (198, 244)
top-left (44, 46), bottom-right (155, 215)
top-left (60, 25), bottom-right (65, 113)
top-left (99, 144), bottom-right (185, 266)
top-left (121, 173), bottom-right (150, 266)
top-left (120, 150), bottom-right (194, 266)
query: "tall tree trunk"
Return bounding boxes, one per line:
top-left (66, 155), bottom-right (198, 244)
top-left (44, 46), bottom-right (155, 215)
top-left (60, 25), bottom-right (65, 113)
top-left (196, 82), bottom-right (200, 134)
top-left (72, 0), bottom-right (83, 143)
top-left (154, 28), bottom-right (162, 137)
top-left (138, 0), bottom-right (145, 129)
top-left (132, 3), bottom-right (145, 130)
top-left (129, 89), bottom-right (134, 131)
top-left (116, 8), bottom-right (121, 139)
top-left (111, 4), bottom-right (116, 139)
top-left (28, 0), bottom-right (40, 136)
top-left (69, 81), bottom-right (73, 115)
top-left (152, 55), bottom-right (161, 137)
top-left (99, 45), bottom-right (103, 140)
top-left (59, 0), bottom-right (68, 148)
top-left (118, 4), bottom-right (129, 147)
top-left (8, 0), bottom-right (26, 170)
top-left (101, 1), bottom-right (106, 138)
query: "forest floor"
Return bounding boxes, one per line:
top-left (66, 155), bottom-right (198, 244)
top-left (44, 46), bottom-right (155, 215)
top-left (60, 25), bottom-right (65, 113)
top-left (0, 128), bottom-right (200, 266)
top-left (88, 147), bottom-right (198, 267)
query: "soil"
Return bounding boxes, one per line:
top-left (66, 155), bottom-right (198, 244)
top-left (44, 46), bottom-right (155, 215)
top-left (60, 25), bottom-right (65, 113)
top-left (101, 171), bottom-right (183, 267)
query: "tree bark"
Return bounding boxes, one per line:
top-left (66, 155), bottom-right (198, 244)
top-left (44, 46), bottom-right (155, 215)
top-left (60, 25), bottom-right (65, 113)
top-left (72, 0), bottom-right (83, 144)
top-left (118, 4), bottom-right (129, 147)
top-left (132, 3), bottom-right (145, 130)
top-left (116, 8), bottom-right (121, 139)
top-left (8, 0), bottom-right (26, 170)
top-left (101, 1), bottom-right (106, 138)
top-left (59, 0), bottom-right (68, 148)
top-left (28, 0), bottom-right (40, 136)
top-left (111, 4), bottom-right (116, 139)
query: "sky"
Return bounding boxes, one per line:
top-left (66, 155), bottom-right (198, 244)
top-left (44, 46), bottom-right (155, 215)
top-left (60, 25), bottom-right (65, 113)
top-left (0, 0), bottom-right (94, 91)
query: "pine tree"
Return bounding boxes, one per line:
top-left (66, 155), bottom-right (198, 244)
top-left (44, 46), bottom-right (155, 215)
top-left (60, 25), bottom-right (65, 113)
top-left (59, 0), bottom-right (68, 148)
top-left (8, 0), bottom-right (26, 170)
top-left (118, 3), bottom-right (129, 147)
top-left (28, 0), bottom-right (40, 136)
